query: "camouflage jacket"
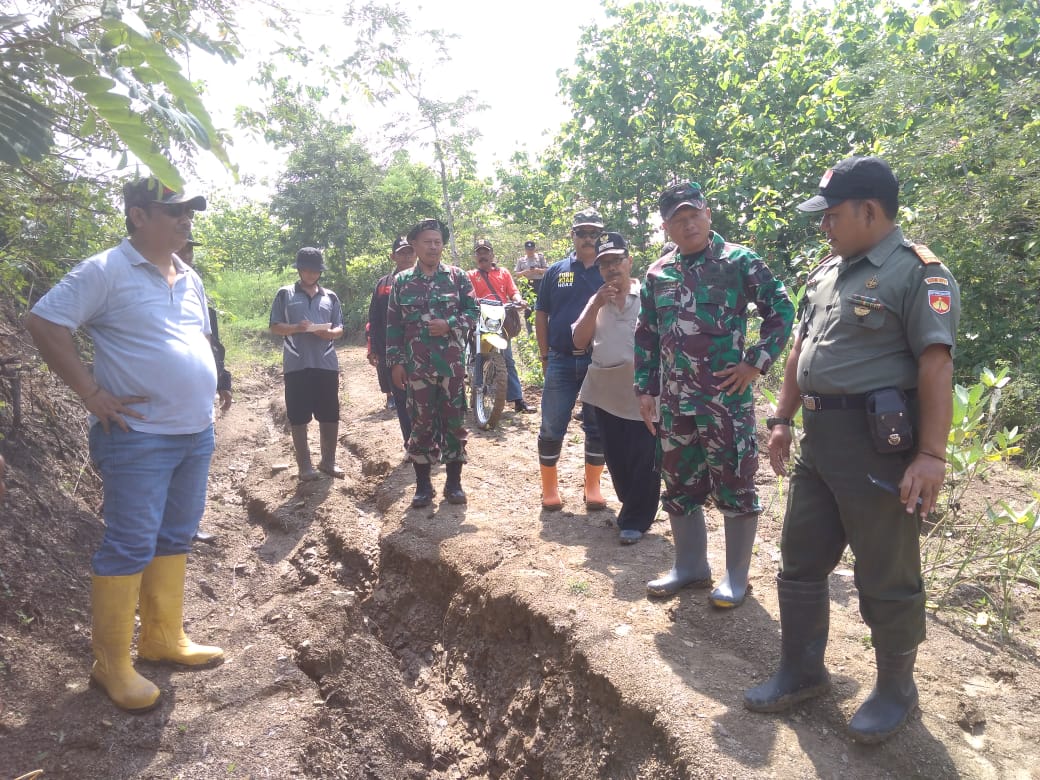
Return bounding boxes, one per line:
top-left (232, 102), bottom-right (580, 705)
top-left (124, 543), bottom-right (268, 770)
top-left (634, 232), bottom-right (794, 414)
top-left (386, 263), bottom-right (478, 379)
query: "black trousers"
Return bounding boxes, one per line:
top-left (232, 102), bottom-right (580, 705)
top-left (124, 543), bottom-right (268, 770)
top-left (594, 406), bottom-right (661, 532)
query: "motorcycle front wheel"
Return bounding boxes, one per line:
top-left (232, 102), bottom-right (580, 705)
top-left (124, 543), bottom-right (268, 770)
top-left (472, 350), bottom-right (507, 430)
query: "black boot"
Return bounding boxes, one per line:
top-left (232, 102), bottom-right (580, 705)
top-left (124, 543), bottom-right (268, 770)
top-left (443, 461), bottom-right (467, 505)
top-left (744, 576), bottom-right (832, 712)
top-left (411, 462), bottom-right (434, 508)
top-left (848, 648), bottom-right (919, 743)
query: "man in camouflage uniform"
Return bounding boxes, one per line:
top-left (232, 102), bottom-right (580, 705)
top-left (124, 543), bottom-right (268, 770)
top-left (744, 157), bottom-right (959, 744)
top-left (635, 182), bottom-right (794, 608)
top-left (386, 218), bottom-right (478, 507)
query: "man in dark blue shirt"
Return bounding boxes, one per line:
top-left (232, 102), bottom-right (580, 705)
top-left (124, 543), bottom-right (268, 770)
top-left (535, 208), bottom-right (606, 512)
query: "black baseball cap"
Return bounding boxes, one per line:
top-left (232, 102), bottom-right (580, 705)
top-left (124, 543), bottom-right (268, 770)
top-left (295, 247), bottom-right (325, 271)
top-left (123, 176), bottom-right (206, 215)
top-left (797, 156), bottom-right (899, 212)
top-left (392, 236), bottom-right (410, 253)
top-left (407, 218), bottom-right (450, 243)
top-left (474, 238), bottom-right (494, 253)
top-left (524, 240), bottom-right (536, 249)
top-left (658, 182), bottom-right (706, 221)
top-left (595, 232), bottom-right (628, 260)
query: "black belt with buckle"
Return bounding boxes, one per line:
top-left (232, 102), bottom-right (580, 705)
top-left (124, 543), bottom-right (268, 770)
top-left (801, 393), bottom-right (867, 411)
top-left (548, 348), bottom-right (589, 357)
top-left (801, 389), bottom-right (917, 411)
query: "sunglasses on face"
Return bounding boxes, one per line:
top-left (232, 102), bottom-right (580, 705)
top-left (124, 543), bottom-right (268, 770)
top-left (153, 202), bottom-right (195, 218)
top-left (573, 229), bottom-right (602, 239)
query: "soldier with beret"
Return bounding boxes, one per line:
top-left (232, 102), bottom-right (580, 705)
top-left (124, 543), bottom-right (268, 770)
top-left (269, 247), bottom-right (345, 481)
top-left (635, 181), bottom-right (794, 607)
top-left (744, 156), bottom-right (960, 744)
top-left (386, 218), bottom-right (479, 506)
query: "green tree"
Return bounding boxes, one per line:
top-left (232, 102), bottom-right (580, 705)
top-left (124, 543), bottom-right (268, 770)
top-left (0, 0), bottom-right (240, 185)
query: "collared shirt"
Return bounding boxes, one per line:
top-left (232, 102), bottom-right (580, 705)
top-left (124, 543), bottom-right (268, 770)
top-left (269, 280), bottom-right (343, 374)
top-left (514, 253), bottom-right (547, 272)
top-left (576, 280), bottom-right (643, 420)
top-left (797, 226), bottom-right (959, 394)
top-left (467, 266), bottom-right (520, 302)
top-left (536, 252), bottom-right (604, 354)
top-left (30, 238), bottom-right (216, 434)
top-left (634, 231), bottom-right (794, 415)
top-left (385, 263), bottom-right (478, 379)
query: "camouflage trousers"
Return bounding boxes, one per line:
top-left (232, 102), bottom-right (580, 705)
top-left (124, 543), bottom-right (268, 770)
top-left (405, 374), bottom-right (468, 465)
top-left (657, 402), bottom-right (760, 516)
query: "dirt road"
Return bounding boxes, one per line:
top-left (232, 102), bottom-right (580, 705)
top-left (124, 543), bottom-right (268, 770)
top-left (1, 344), bottom-right (1037, 778)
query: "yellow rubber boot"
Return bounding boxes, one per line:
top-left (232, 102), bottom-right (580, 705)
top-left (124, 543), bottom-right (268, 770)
top-left (138, 554), bottom-right (223, 666)
top-left (540, 465), bottom-right (562, 511)
top-left (584, 463), bottom-right (607, 511)
top-left (90, 573), bottom-right (161, 713)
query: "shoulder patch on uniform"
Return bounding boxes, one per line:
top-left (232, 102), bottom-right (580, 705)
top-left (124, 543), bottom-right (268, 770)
top-left (910, 243), bottom-right (942, 265)
top-left (924, 276), bottom-right (949, 286)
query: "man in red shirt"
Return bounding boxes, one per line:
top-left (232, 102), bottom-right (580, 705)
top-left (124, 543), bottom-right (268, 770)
top-left (467, 239), bottom-right (534, 413)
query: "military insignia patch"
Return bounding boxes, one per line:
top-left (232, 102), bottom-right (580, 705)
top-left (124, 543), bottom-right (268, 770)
top-left (854, 306), bottom-right (871, 317)
top-left (928, 290), bottom-right (952, 314)
top-left (911, 243), bottom-right (941, 265)
top-left (924, 276), bottom-right (949, 286)
top-left (866, 276), bottom-right (879, 289)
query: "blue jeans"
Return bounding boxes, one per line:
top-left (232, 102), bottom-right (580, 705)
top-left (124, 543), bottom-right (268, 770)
top-left (537, 352), bottom-right (602, 466)
top-left (504, 343), bottom-right (523, 402)
top-left (89, 424), bottom-right (215, 576)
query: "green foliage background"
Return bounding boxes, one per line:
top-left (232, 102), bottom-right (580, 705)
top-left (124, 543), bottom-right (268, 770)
top-left (3, 0), bottom-right (1038, 445)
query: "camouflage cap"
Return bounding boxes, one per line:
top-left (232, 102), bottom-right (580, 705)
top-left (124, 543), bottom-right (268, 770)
top-left (659, 182), bottom-right (706, 221)
top-left (572, 208), bottom-right (604, 228)
top-left (123, 176), bottom-right (206, 215)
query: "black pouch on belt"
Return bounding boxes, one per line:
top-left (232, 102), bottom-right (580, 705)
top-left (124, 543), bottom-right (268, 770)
top-left (865, 387), bottom-right (914, 454)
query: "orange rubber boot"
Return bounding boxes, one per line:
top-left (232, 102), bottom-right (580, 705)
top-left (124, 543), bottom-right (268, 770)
top-left (540, 465), bottom-right (562, 511)
top-left (584, 463), bottom-right (606, 510)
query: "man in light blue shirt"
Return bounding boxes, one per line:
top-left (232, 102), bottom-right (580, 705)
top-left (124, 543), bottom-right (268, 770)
top-left (27, 176), bottom-right (223, 714)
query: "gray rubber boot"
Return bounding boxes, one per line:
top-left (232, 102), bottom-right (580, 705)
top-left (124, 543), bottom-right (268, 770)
top-left (291, 425), bottom-right (320, 481)
top-left (710, 512), bottom-right (759, 608)
top-left (744, 576), bottom-right (832, 712)
top-left (646, 508), bottom-right (712, 597)
top-left (317, 422), bottom-right (345, 478)
top-left (848, 648), bottom-right (919, 744)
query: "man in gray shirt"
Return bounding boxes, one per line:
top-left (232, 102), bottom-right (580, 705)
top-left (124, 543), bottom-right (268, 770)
top-left (27, 175), bottom-right (223, 713)
top-left (269, 247), bottom-right (345, 480)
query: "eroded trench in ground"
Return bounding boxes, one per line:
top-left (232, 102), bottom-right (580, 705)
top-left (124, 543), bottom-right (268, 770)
top-left (242, 436), bottom-right (680, 779)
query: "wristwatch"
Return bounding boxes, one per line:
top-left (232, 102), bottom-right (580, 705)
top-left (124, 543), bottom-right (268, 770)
top-left (766, 416), bottom-right (793, 430)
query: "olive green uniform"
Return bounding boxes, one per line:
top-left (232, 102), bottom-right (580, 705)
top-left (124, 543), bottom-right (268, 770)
top-left (783, 226), bottom-right (959, 651)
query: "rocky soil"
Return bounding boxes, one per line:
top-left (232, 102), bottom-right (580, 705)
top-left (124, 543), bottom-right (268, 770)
top-left (1, 339), bottom-right (1038, 779)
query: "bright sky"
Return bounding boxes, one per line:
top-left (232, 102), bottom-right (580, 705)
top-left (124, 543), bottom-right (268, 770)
top-left (194, 0), bottom-right (614, 198)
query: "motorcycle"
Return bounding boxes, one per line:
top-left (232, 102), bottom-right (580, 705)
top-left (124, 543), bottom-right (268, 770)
top-left (466, 297), bottom-right (522, 430)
